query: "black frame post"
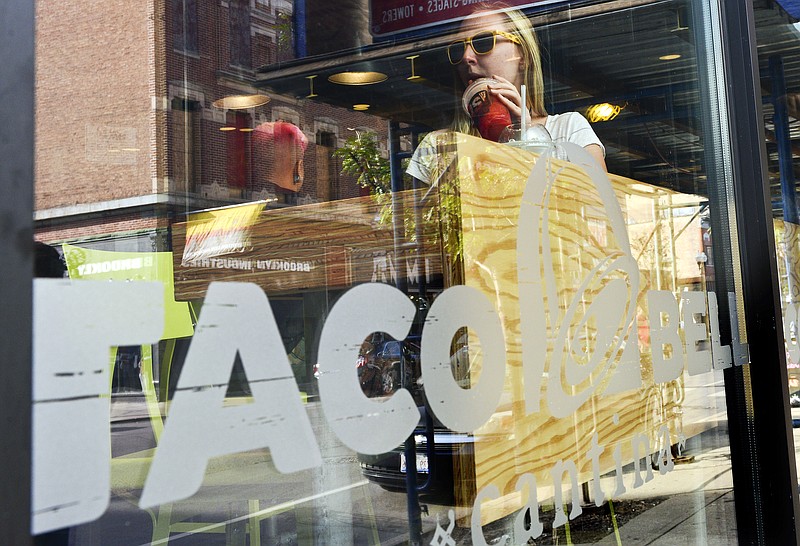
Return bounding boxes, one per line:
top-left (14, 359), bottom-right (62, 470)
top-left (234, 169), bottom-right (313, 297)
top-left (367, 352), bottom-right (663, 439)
top-left (719, 0), bottom-right (800, 543)
top-left (0, 0), bottom-right (35, 544)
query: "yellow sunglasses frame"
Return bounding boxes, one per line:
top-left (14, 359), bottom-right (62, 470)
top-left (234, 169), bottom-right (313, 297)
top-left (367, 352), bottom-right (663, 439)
top-left (447, 30), bottom-right (522, 65)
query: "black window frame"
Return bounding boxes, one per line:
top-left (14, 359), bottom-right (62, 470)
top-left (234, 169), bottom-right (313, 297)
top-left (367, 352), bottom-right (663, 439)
top-left (1, 0), bottom-right (34, 544)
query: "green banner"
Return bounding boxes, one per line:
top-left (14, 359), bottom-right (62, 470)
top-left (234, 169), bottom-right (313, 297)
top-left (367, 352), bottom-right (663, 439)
top-left (62, 244), bottom-right (194, 339)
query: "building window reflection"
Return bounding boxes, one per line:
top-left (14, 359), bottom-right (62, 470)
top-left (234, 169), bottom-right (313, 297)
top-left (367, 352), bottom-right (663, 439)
top-left (229, 0), bottom-right (252, 68)
top-left (169, 97), bottom-right (202, 194)
top-left (171, 0), bottom-right (198, 54)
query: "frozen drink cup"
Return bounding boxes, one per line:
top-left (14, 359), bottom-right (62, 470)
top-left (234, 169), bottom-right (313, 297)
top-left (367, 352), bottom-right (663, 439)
top-left (462, 78), bottom-right (512, 142)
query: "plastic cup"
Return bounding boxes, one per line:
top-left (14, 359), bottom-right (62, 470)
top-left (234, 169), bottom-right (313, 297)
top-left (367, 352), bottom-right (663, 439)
top-left (462, 78), bottom-right (512, 142)
top-left (498, 122), bottom-right (555, 154)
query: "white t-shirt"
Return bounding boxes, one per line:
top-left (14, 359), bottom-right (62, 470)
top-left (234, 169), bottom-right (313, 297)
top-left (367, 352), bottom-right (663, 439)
top-left (544, 112), bottom-right (605, 152)
top-left (406, 112), bottom-right (603, 184)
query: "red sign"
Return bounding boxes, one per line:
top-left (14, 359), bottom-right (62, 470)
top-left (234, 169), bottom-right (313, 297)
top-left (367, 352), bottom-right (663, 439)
top-left (370, 0), bottom-right (546, 37)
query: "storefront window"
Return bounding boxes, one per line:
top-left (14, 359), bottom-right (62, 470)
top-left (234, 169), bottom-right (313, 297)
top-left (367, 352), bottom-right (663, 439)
top-left (753, 2), bottom-right (800, 482)
top-left (31, 0), bottom-right (792, 543)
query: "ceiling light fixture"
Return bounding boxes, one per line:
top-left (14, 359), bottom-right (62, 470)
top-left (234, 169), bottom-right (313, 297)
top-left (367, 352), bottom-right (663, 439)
top-left (671, 9), bottom-right (689, 32)
top-left (406, 55), bottom-right (421, 81)
top-left (328, 71), bottom-right (388, 85)
top-left (306, 75), bottom-right (318, 98)
top-left (659, 54), bottom-right (681, 61)
top-left (212, 94), bottom-right (271, 110)
top-left (353, 104), bottom-right (370, 111)
top-left (585, 102), bottom-right (623, 122)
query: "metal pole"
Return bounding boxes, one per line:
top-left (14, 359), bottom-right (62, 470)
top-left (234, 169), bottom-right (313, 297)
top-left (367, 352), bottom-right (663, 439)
top-left (293, 0), bottom-right (307, 58)
top-left (770, 55), bottom-right (799, 225)
top-left (389, 121), bottom-right (423, 545)
top-left (770, 55), bottom-right (800, 315)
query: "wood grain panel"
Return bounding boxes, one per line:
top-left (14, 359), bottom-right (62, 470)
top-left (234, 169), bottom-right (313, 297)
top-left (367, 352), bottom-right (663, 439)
top-left (441, 134), bottom-right (709, 523)
top-left (169, 132), bottom-right (714, 527)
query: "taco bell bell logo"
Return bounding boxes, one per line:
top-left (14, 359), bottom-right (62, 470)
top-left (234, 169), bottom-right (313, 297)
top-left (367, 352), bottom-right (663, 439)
top-left (518, 143), bottom-right (641, 418)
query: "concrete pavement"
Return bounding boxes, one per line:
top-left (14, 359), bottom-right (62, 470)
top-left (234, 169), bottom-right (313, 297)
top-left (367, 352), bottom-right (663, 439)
top-left (107, 395), bottom-right (795, 544)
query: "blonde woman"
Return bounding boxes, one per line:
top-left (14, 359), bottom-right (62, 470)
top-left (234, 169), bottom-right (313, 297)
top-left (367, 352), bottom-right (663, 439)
top-left (408, 5), bottom-right (606, 183)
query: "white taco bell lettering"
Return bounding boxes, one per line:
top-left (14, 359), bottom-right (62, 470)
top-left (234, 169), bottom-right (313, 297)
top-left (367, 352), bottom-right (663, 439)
top-left (33, 149), bottom-right (749, 524)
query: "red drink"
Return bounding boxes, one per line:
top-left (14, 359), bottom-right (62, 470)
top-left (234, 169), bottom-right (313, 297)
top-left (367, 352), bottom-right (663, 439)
top-left (462, 78), bottom-right (512, 142)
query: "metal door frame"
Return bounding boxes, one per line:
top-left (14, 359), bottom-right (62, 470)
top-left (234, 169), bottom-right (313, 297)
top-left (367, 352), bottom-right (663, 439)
top-left (716, 0), bottom-right (800, 543)
top-left (1, 0), bottom-right (35, 544)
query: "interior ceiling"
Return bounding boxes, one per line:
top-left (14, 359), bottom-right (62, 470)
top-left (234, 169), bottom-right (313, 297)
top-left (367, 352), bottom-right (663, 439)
top-left (256, 0), bottom-right (800, 206)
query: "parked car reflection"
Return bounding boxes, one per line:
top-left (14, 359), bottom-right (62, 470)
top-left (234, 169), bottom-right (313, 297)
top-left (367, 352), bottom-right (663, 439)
top-left (356, 330), bottom-right (480, 505)
top-left (358, 407), bottom-right (475, 505)
top-left (314, 332), bottom-right (420, 397)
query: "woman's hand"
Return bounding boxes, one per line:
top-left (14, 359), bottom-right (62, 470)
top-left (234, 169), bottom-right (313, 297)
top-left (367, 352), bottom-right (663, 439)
top-left (489, 74), bottom-right (531, 126)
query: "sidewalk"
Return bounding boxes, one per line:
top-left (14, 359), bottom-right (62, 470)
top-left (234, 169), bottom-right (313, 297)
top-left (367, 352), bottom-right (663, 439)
top-left (589, 409), bottom-right (800, 545)
top-left (590, 421), bottom-right (736, 545)
top-left (593, 489), bottom-right (735, 545)
top-left (107, 397), bottom-right (781, 544)
top-left (110, 393), bottom-right (161, 423)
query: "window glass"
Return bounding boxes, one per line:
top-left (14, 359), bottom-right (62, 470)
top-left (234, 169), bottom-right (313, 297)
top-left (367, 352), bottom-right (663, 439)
top-left (753, 3), bottom-right (800, 477)
top-left (33, 0), bottom-right (759, 543)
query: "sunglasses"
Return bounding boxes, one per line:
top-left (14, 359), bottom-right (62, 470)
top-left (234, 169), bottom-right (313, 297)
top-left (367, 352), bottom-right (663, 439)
top-left (447, 30), bottom-right (522, 65)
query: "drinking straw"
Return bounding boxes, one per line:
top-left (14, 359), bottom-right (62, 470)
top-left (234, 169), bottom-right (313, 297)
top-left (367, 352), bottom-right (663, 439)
top-left (520, 84), bottom-right (527, 140)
